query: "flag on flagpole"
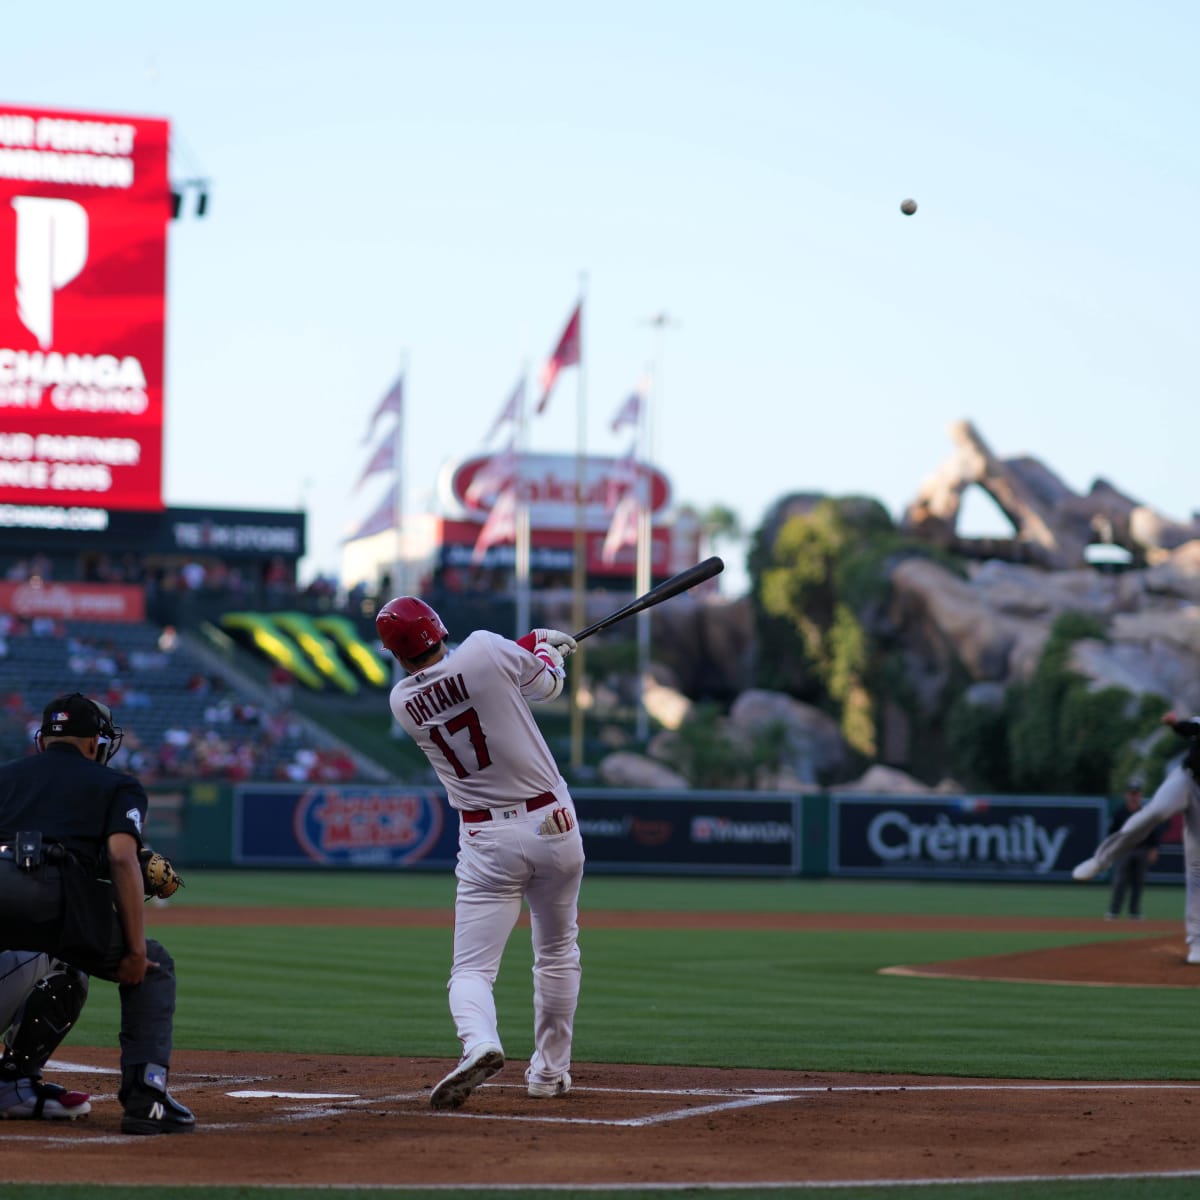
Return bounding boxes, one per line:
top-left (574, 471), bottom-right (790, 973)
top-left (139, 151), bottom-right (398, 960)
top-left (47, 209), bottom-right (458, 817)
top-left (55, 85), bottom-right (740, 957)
top-left (601, 492), bottom-right (641, 564)
top-left (343, 483), bottom-right (398, 542)
top-left (472, 484), bottom-right (518, 563)
top-left (484, 375), bottom-right (525, 445)
top-left (464, 441), bottom-right (518, 508)
top-left (535, 302), bottom-right (582, 415)
top-left (610, 388), bottom-right (642, 435)
top-left (353, 436), bottom-right (396, 492)
top-left (602, 441), bottom-right (639, 510)
top-left (362, 374), bottom-right (404, 444)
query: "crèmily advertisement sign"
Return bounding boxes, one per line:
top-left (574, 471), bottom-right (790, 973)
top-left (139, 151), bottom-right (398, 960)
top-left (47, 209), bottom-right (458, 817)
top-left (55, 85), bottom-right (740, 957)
top-left (831, 794), bottom-right (1106, 880)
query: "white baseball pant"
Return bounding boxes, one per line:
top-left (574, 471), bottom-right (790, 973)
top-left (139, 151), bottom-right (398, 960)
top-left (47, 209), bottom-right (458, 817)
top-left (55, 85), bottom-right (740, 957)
top-left (448, 800), bottom-right (584, 1087)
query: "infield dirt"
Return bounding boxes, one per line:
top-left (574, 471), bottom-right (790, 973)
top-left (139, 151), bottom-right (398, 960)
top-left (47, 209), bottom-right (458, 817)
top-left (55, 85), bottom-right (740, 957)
top-left (11, 909), bottom-right (1197, 1189)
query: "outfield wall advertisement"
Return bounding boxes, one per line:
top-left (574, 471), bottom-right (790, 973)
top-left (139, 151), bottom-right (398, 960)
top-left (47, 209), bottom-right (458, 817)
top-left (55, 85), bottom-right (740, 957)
top-left (830, 794), bottom-right (1107, 880)
top-left (233, 787), bottom-right (799, 873)
top-left (225, 787), bottom-right (1135, 881)
top-left (0, 104), bottom-right (170, 512)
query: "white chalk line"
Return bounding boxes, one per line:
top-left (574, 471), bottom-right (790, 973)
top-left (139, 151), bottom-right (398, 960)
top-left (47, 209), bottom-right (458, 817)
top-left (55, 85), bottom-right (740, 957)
top-left (26, 1064), bottom-right (1200, 1188)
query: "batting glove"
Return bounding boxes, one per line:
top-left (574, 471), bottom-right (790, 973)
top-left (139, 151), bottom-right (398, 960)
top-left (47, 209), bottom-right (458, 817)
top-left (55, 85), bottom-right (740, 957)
top-left (534, 641), bottom-right (566, 673)
top-left (530, 628), bottom-right (578, 657)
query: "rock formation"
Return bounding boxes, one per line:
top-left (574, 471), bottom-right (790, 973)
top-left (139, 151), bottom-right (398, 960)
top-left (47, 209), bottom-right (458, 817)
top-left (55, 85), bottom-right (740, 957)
top-left (902, 419), bottom-right (1200, 568)
top-left (595, 421), bottom-right (1200, 791)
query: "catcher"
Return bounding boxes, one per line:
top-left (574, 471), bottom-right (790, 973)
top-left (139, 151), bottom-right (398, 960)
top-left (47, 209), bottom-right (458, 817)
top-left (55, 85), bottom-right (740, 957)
top-left (0, 950), bottom-right (91, 1119)
top-left (0, 692), bottom-right (195, 1134)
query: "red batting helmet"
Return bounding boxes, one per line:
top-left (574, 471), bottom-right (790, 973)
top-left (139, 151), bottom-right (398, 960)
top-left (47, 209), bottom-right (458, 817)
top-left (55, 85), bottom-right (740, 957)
top-left (376, 596), bottom-right (449, 659)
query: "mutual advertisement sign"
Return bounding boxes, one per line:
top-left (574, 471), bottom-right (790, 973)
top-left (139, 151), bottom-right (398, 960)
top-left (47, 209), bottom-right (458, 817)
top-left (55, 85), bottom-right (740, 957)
top-left (831, 794), bottom-right (1106, 880)
top-left (574, 793), bottom-right (797, 874)
top-left (235, 785), bottom-right (458, 867)
top-left (0, 579), bottom-right (145, 621)
top-left (0, 104), bottom-right (169, 510)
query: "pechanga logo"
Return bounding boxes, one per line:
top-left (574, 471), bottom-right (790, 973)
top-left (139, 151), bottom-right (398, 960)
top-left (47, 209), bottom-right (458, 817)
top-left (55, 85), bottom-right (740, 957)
top-left (293, 787), bottom-right (443, 866)
top-left (866, 810), bottom-right (1069, 874)
top-left (13, 197), bottom-right (88, 348)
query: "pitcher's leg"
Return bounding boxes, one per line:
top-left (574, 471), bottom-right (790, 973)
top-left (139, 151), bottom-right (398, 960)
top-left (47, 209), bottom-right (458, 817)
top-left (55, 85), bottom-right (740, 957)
top-left (1092, 772), bottom-right (1191, 871)
top-left (1183, 813), bottom-right (1200, 958)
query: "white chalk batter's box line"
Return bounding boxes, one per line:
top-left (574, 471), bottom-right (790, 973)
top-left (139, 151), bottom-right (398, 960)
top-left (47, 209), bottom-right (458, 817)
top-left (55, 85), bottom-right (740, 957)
top-left (18, 1068), bottom-right (1200, 1187)
top-left (24, 1061), bottom-right (1200, 1136)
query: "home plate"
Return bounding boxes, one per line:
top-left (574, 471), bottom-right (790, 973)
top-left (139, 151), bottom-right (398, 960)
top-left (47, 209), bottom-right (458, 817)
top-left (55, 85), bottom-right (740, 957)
top-left (229, 1090), bottom-right (360, 1099)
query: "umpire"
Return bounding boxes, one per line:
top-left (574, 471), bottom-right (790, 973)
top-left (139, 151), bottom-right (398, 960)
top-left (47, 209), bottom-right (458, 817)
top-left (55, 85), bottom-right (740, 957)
top-left (0, 692), bottom-right (195, 1135)
top-left (1105, 776), bottom-right (1161, 920)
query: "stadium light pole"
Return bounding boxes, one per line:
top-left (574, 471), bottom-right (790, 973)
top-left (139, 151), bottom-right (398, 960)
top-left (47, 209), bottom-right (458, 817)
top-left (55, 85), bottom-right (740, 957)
top-left (569, 273), bottom-right (589, 771)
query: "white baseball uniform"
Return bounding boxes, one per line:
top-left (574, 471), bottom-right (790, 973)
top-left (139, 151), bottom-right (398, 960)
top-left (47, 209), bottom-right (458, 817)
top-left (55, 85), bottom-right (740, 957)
top-left (1080, 717), bottom-right (1200, 955)
top-left (389, 630), bottom-right (585, 1089)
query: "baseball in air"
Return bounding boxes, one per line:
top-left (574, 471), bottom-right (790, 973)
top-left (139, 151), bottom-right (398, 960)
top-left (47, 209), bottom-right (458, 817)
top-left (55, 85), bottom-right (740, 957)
top-left (900, 198), bottom-right (918, 216)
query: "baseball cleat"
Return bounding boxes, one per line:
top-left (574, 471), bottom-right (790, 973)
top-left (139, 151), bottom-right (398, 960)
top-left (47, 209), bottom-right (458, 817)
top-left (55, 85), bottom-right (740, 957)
top-left (1072, 857), bottom-right (1102, 882)
top-left (0, 1079), bottom-right (91, 1120)
top-left (527, 1072), bottom-right (572, 1099)
top-left (1187, 946), bottom-right (1200, 965)
top-left (430, 1044), bottom-right (504, 1110)
top-left (118, 1062), bottom-right (195, 1135)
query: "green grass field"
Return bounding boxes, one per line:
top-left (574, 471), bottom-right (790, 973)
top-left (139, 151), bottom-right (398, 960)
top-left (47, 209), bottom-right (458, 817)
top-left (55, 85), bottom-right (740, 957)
top-left (11, 873), bottom-right (1196, 1200)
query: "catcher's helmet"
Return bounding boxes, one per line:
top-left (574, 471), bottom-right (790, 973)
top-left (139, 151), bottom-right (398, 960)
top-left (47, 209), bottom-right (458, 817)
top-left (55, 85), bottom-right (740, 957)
top-left (376, 596), bottom-right (449, 660)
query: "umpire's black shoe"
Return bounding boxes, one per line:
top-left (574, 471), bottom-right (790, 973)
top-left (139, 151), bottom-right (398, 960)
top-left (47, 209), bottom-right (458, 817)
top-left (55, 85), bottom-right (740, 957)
top-left (119, 1062), bottom-right (196, 1135)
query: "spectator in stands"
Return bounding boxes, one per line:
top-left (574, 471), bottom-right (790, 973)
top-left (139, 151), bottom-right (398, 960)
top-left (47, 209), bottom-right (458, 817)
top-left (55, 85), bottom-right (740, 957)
top-left (268, 665), bottom-right (294, 707)
top-left (180, 560), bottom-right (206, 591)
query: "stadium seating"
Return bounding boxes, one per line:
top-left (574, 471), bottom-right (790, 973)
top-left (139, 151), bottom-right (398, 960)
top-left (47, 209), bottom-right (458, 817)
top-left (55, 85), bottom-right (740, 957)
top-left (0, 615), bottom-right (360, 782)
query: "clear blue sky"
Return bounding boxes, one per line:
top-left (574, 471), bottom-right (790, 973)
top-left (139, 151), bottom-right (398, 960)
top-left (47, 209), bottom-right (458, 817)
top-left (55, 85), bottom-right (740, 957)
top-left (6, 2), bottom-right (1197, 596)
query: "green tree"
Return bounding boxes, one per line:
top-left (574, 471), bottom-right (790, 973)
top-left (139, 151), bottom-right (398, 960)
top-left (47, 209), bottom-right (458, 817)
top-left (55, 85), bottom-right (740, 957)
top-left (751, 497), bottom-right (893, 757)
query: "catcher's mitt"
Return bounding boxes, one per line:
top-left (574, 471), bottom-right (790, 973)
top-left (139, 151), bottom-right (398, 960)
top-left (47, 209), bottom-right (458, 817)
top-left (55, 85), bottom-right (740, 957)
top-left (139, 848), bottom-right (184, 900)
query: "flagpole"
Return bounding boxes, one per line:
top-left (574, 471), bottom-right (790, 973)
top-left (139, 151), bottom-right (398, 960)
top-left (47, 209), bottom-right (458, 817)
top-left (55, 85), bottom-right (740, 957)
top-left (398, 352), bottom-right (412, 600)
top-left (636, 312), bottom-right (676, 741)
top-left (635, 385), bottom-right (651, 742)
top-left (514, 366), bottom-right (531, 637)
top-left (570, 276), bottom-right (588, 771)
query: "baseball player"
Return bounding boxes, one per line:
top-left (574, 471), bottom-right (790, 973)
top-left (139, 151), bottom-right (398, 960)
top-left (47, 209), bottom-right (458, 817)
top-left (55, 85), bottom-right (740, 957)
top-left (0, 950), bottom-right (91, 1120)
top-left (376, 597), bottom-right (584, 1109)
top-left (1103, 777), bottom-right (1160, 919)
top-left (1074, 711), bottom-right (1200, 961)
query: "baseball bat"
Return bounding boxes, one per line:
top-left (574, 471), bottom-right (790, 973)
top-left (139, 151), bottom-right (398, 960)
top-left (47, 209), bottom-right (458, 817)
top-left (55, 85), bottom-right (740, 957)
top-left (572, 556), bottom-right (724, 643)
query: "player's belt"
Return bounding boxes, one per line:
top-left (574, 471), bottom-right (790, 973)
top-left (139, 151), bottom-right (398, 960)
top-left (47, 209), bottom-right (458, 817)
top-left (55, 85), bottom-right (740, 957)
top-left (460, 793), bottom-right (557, 824)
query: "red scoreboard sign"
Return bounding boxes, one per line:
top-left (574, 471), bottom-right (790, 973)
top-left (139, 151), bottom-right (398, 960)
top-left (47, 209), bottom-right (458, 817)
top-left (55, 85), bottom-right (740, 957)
top-left (0, 104), bottom-right (169, 511)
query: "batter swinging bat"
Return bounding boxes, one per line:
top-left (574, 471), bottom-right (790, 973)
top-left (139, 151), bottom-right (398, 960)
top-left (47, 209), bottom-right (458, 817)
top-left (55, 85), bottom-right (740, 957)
top-left (572, 556), bottom-right (724, 643)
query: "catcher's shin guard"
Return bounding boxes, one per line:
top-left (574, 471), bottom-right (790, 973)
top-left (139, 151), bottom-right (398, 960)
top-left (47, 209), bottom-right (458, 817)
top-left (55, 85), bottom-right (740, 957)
top-left (119, 1062), bottom-right (196, 1135)
top-left (0, 964), bottom-right (89, 1081)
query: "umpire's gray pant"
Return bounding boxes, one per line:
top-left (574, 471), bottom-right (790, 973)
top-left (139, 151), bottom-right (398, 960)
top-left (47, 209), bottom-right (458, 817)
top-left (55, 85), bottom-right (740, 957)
top-left (0, 860), bottom-right (176, 1069)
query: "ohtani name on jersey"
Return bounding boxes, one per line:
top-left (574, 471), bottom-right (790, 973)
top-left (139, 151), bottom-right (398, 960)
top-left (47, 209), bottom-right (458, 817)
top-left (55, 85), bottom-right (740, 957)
top-left (404, 673), bottom-right (470, 725)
